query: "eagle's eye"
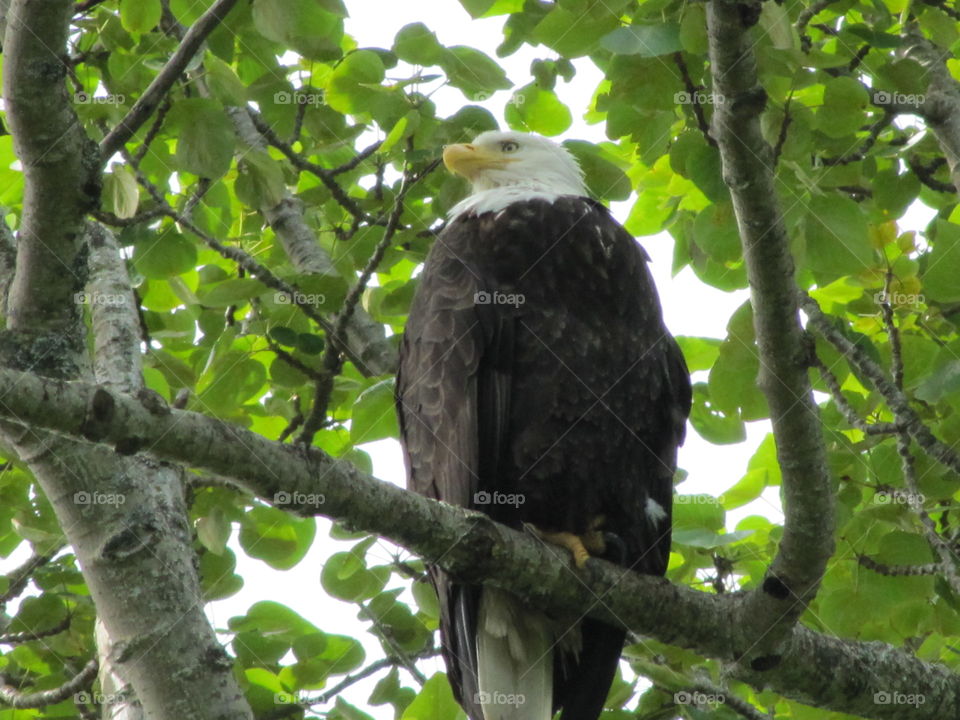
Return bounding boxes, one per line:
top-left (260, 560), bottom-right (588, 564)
top-left (500, 140), bottom-right (520, 153)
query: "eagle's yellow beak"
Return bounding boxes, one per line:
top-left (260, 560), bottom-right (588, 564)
top-left (442, 143), bottom-right (506, 180)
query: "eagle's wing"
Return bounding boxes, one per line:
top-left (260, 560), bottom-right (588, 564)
top-left (396, 228), bottom-right (512, 719)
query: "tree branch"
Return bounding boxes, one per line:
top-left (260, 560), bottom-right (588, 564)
top-left (706, 0), bottom-right (835, 666)
top-left (801, 293), bottom-right (960, 476)
top-left (2, 0), bottom-right (99, 336)
top-left (99, 0), bottom-right (240, 160)
top-left (0, 658), bottom-right (98, 709)
top-left (0, 368), bottom-right (956, 718)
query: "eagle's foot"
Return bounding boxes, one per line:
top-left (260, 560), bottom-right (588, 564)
top-left (526, 518), bottom-right (607, 568)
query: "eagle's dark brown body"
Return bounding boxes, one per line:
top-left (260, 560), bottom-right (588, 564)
top-left (397, 196), bottom-right (690, 720)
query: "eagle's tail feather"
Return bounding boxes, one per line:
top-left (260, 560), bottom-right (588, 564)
top-left (476, 588), bottom-right (553, 720)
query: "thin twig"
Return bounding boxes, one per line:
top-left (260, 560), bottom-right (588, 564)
top-left (329, 140), bottom-right (384, 176)
top-left (306, 648), bottom-right (438, 706)
top-left (858, 554), bottom-right (940, 576)
top-left (812, 357), bottom-right (900, 435)
top-left (0, 551), bottom-right (59, 607)
top-left (820, 112), bottom-right (894, 166)
top-left (0, 616), bottom-right (72, 646)
top-left (246, 110), bottom-right (373, 223)
top-left (798, 0), bottom-right (842, 50)
top-left (0, 659), bottom-right (98, 709)
top-left (908, 155), bottom-right (956, 193)
top-left (673, 52), bottom-right (716, 147)
top-left (134, 97), bottom-right (172, 163)
top-left (896, 433), bottom-right (960, 593)
top-left (801, 293), bottom-right (960, 476)
top-left (357, 603), bottom-right (428, 686)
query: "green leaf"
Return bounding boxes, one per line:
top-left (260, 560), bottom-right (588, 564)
top-left (803, 195), bottom-right (873, 279)
top-left (238, 506), bottom-right (316, 570)
top-left (170, 98), bottom-right (235, 178)
top-left (197, 507), bottom-right (231, 554)
top-left (205, 55), bottom-right (247, 105)
top-left (688, 383), bottom-right (745, 445)
top-left (104, 164), bottom-right (139, 219)
top-left (673, 493), bottom-right (725, 532)
top-left (505, 85), bottom-right (572, 136)
top-left (720, 468), bottom-right (767, 509)
top-left (200, 547), bottom-right (244, 600)
top-left (229, 600), bottom-right (319, 635)
top-left (601, 23), bottom-right (682, 56)
top-left (459, 0), bottom-right (524, 17)
top-left (394, 23), bottom-right (443, 65)
top-left (533, 8), bottom-right (619, 57)
top-left (235, 150), bottom-right (286, 208)
top-left (351, 378), bottom-right (400, 443)
top-left (401, 673), bottom-right (466, 720)
top-left (563, 141), bottom-right (631, 201)
top-left (252, 0), bottom-right (342, 60)
top-left (200, 278), bottom-right (268, 308)
top-left (693, 203), bottom-right (742, 263)
top-left (817, 77), bottom-right (870, 139)
top-left (922, 220), bottom-right (960, 302)
top-left (120, 0), bottom-right (161, 33)
top-left (439, 46), bottom-right (512, 98)
top-left (709, 338), bottom-right (767, 421)
top-left (326, 50), bottom-right (387, 114)
top-left (133, 231), bottom-right (198, 279)
top-left (321, 551), bottom-right (388, 602)
top-left (675, 336), bottom-right (722, 373)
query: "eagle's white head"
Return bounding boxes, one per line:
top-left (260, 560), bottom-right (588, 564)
top-left (443, 130), bottom-right (587, 218)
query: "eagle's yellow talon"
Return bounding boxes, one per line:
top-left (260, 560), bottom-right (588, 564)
top-left (531, 525), bottom-right (606, 568)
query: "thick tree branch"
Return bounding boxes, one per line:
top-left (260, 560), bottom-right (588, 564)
top-left (0, 368), bottom-right (955, 718)
top-left (2, 0), bottom-right (99, 335)
top-left (902, 31), bottom-right (960, 195)
top-left (706, 0), bottom-right (835, 666)
top-left (98, 0), bottom-right (240, 159)
top-left (85, 222), bottom-right (142, 392)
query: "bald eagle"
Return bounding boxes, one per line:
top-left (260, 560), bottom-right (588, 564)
top-left (396, 131), bottom-right (691, 720)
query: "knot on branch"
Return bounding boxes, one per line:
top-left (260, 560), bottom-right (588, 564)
top-left (749, 653), bottom-right (782, 671)
top-left (761, 574), bottom-right (791, 600)
top-left (81, 387), bottom-right (115, 442)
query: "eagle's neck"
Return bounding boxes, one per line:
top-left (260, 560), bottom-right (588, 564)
top-left (448, 185), bottom-right (586, 219)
